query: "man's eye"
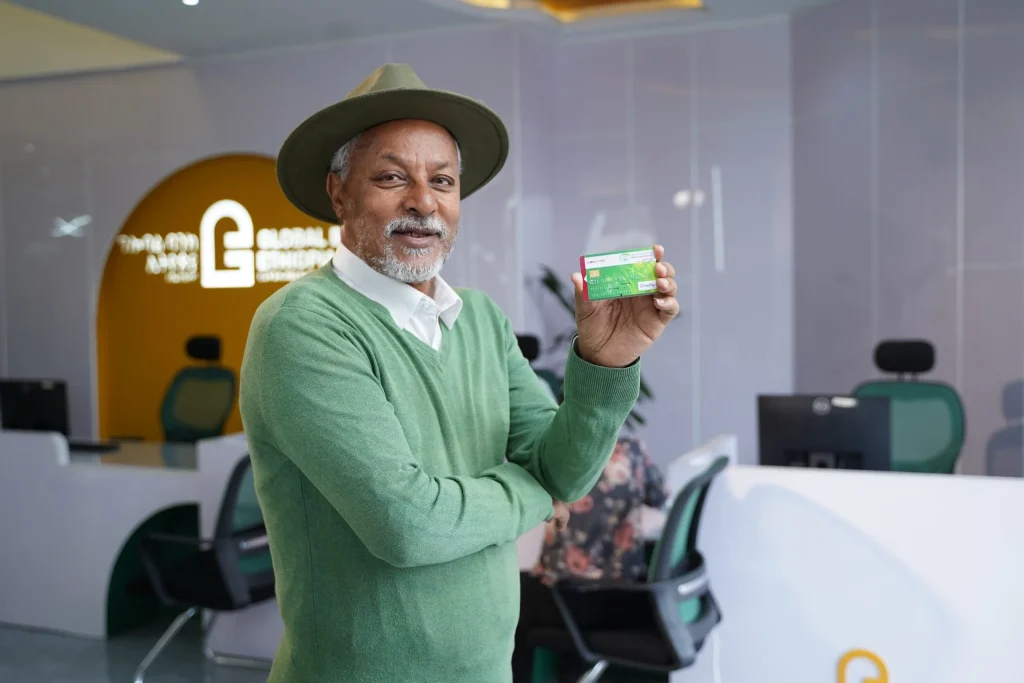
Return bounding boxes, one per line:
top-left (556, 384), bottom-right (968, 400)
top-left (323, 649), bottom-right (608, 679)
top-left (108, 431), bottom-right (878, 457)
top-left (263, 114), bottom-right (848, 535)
top-left (434, 176), bottom-right (454, 186)
top-left (379, 173), bottom-right (402, 182)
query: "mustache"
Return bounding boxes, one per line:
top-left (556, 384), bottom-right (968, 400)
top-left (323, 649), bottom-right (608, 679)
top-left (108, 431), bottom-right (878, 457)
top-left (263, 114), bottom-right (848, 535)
top-left (384, 215), bottom-right (449, 239)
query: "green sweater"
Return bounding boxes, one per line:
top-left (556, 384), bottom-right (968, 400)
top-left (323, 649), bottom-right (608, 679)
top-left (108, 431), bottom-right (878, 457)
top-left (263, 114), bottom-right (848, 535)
top-left (239, 265), bottom-right (640, 683)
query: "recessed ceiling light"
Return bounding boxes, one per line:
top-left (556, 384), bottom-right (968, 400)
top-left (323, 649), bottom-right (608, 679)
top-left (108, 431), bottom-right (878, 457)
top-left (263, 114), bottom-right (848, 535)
top-left (182, 0), bottom-right (199, 6)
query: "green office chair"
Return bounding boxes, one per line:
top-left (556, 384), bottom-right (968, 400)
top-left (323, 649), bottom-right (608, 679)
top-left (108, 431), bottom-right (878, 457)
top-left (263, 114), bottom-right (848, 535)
top-left (527, 454), bottom-right (728, 683)
top-left (160, 336), bottom-right (236, 444)
top-left (134, 455), bottom-right (273, 682)
top-left (853, 340), bottom-right (965, 474)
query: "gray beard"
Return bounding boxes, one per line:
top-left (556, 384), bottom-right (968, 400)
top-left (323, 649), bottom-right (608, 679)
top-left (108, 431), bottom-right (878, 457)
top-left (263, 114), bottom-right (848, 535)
top-left (366, 215), bottom-right (455, 284)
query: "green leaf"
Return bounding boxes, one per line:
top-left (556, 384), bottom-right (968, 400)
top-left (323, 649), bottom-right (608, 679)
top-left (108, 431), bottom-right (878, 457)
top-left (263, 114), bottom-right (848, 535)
top-left (639, 377), bottom-right (654, 400)
top-left (539, 265), bottom-right (576, 316)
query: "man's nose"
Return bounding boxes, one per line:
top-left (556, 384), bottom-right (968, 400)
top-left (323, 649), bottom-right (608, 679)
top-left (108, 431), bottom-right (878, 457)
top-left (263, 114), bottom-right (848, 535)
top-left (402, 182), bottom-right (438, 217)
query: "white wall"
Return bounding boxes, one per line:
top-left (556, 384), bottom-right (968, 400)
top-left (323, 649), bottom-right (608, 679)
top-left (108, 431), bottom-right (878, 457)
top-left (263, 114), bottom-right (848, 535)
top-left (0, 20), bottom-right (794, 466)
top-left (545, 22), bottom-right (794, 464)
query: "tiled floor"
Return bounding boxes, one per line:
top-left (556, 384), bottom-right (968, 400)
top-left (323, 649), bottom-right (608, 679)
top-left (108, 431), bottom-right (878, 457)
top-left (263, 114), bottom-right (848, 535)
top-left (0, 619), bottom-right (269, 683)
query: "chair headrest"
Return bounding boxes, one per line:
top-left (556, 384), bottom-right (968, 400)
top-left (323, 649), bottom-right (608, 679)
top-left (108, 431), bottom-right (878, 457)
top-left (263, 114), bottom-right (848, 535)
top-left (1003, 380), bottom-right (1024, 420)
top-left (186, 335), bottom-right (222, 362)
top-left (516, 334), bottom-right (540, 362)
top-left (874, 340), bottom-right (934, 374)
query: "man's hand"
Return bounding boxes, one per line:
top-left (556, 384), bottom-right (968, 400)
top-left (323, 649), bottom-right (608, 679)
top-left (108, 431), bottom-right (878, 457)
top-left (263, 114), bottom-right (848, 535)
top-left (552, 501), bottom-right (571, 530)
top-left (571, 245), bottom-right (680, 368)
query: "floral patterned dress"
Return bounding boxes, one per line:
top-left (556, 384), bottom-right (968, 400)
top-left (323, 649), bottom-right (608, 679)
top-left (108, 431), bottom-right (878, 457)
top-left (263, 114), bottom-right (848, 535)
top-left (532, 436), bottom-right (668, 585)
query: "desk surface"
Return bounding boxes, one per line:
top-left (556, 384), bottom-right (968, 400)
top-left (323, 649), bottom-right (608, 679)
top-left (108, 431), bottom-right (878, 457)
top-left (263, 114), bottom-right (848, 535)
top-left (69, 441), bottom-right (197, 470)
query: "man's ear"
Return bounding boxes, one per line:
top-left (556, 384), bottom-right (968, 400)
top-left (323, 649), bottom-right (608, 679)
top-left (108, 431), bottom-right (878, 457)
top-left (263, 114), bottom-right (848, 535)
top-left (326, 173), bottom-right (346, 222)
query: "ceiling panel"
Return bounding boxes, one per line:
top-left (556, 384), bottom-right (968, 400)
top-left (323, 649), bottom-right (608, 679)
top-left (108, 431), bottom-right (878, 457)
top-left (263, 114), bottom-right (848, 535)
top-left (3, 0), bottom-right (831, 83)
top-left (0, 0), bottom-right (180, 81)
top-left (8, 0), bottom-right (486, 59)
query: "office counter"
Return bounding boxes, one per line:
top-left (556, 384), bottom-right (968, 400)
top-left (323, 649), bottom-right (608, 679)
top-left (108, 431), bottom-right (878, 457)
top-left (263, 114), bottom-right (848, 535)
top-left (5, 427), bottom-right (1022, 683)
top-left (681, 464), bottom-right (1024, 683)
top-left (199, 437), bottom-right (1024, 682)
top-left (0, 430), bottom-right (199, 638)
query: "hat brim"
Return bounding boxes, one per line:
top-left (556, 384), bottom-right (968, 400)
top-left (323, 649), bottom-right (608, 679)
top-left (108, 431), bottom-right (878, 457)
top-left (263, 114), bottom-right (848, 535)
top-left (277, 89), bottom-right (509, 224)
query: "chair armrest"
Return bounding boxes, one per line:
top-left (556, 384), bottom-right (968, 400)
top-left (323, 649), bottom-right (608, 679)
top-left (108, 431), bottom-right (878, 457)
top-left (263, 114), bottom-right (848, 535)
top-left (143, 532), bottom-right (215, 551)
top-left (553, 563), bottom-right (718, 671)
top-left (548, 577), bottom-right (663, 665)
top-left (556, 578), bottom-right (654, 594)
top-left (138, 532), bottom-right (216, 607)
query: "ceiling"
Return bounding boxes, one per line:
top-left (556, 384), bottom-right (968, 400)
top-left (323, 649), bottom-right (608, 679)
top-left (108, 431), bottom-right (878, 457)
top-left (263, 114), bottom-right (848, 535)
top-left (2, 0), bottom-right (826, 82)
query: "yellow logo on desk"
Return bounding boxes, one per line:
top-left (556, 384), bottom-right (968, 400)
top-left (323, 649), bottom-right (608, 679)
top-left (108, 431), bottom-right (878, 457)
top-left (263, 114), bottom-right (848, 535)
top-left (837, 649), bottom-right (888, 683)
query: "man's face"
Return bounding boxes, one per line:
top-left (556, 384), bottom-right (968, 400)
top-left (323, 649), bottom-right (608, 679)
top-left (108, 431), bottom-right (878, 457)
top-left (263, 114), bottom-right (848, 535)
top-left (327, 119), bottom-right (461, 284)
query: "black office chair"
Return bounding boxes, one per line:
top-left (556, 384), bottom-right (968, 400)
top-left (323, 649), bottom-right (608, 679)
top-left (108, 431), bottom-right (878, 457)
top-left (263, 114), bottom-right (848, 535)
top-left (133, 455), bottom-right (274, 683)
top-left (527, 455), bottom-right (727, 683)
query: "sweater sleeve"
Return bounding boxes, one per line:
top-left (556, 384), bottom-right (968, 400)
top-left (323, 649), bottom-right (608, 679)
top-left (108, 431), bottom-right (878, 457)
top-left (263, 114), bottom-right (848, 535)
top-left (503, 315), bottom-right (641, 503)
top-left (252, 305), bottom-right (555, 568)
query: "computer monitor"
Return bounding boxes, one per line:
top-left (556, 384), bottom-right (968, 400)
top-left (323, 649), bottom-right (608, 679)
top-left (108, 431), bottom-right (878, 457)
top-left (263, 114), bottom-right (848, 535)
top-left (0, 379), bottom-right (70, 436)
top-left (757, 394), bottom-right (891, 471)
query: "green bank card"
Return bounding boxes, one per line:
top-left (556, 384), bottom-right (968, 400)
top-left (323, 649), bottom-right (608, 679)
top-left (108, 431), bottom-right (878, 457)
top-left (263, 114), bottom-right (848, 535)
top-left (580, 248), bottom-right (658, 302)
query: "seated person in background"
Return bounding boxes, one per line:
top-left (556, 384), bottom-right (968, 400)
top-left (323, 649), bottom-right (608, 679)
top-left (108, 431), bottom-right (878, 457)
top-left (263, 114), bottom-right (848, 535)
top-left (513, 436), bottom-right (668, 682)
top-left (535, 436), bottom-right (668, 584)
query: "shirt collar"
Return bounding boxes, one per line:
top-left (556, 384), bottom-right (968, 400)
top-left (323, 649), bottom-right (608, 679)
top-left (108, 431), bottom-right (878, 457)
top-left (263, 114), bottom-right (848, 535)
top-left (331, 243), bottom-right (462, 329)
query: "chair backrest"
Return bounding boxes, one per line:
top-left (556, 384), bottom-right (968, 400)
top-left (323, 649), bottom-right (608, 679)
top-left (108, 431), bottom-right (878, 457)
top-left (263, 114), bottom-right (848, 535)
top-left (649, 452), bottom-right (727, 582)
top-left (853, 339), bottom-right (965, 474)
top-left (160, 366), bottom-right (236, 444)
top-left (215, 455), bottom-right (264, 538)
top-left (853, 381), bottom-right (964, 473)
top-left (855, 341), bottom-right (965, 474)
top-left (646, 453), bottom-right (728, 665)
top-left (533, 369), bottom-right (563, 403)
top-left (214, 456), bottom-right (272, 603)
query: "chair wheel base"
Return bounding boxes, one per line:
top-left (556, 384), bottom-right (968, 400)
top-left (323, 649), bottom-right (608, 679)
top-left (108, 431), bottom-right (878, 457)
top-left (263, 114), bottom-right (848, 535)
top-left (576, 660), bottom-right (609, 683)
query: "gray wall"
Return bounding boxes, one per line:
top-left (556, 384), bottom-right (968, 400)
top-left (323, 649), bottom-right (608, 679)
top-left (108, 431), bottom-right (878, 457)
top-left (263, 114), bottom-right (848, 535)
top-left (793, 0), bottom-right (1024, 476)
top-left (0, 20), bottom-right (794, 467)
top-left (545, 23), bottom-right (793, 465)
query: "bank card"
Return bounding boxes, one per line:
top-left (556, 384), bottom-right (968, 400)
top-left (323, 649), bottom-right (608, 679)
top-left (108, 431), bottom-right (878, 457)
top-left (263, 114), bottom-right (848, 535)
top-left (579, 247), bottom-right (658, 302)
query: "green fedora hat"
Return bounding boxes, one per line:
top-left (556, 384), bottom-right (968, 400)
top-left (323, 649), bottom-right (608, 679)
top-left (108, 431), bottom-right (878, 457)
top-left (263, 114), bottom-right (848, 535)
top-left (277, 63), bottom-right (509, 224)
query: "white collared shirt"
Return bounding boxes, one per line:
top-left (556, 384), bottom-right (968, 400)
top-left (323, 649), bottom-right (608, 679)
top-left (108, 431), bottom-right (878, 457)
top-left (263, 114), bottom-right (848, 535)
top-left (331, 243), bottom-right (462, 350)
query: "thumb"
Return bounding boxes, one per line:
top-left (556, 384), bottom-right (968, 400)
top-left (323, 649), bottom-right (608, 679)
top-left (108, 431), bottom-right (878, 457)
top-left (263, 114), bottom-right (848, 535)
top-left (571, 272), bottom-right (588, 311)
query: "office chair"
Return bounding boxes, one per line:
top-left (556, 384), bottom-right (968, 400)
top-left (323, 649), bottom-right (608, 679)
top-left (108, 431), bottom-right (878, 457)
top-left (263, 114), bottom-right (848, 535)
top-left (853, 340), bottom-right (965, 474)
top-left (516, 333), bottom-right (564, 402)
top-left (527, 454), bottom-right (727, 683)
top-left (133, 455), bottom-right (274, 683)
top-left (160, 335), bottom-right (236, 444)
top-left (986, 380), bottom-right (1024, 477)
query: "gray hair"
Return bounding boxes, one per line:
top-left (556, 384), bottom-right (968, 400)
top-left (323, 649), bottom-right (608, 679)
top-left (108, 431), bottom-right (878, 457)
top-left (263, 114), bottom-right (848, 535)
top-left (329, 132), bottom-right (463, 181)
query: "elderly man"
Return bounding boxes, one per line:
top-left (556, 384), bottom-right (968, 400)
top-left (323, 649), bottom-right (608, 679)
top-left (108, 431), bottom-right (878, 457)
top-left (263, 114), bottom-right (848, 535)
top-left (240, 64), bottom-right (679, 683)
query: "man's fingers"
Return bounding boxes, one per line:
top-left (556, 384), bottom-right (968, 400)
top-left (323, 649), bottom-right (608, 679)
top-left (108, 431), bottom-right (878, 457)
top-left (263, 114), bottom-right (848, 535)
top-left (553, 501), bottom-right (571, 530)
top-left (655, 260), bottom-right (676, 279)
top-left (656, 277), bottom-right (677, 298)
top-left (654, 296), bottom-right (680, 318)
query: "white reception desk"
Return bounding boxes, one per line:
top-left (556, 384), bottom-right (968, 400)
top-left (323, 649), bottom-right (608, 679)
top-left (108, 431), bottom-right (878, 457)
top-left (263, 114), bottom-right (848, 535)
top-left (197, 435), bottom-right (1024, 683)
top-left (0, 430), bottom-right (198, 638)
top-left (5, 428), bottom-right (1023, 683)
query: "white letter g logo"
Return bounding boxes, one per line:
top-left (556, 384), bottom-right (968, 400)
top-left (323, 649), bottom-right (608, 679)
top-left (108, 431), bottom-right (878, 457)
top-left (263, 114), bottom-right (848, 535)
top-left (200, 199), bottom-right (255, 289)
